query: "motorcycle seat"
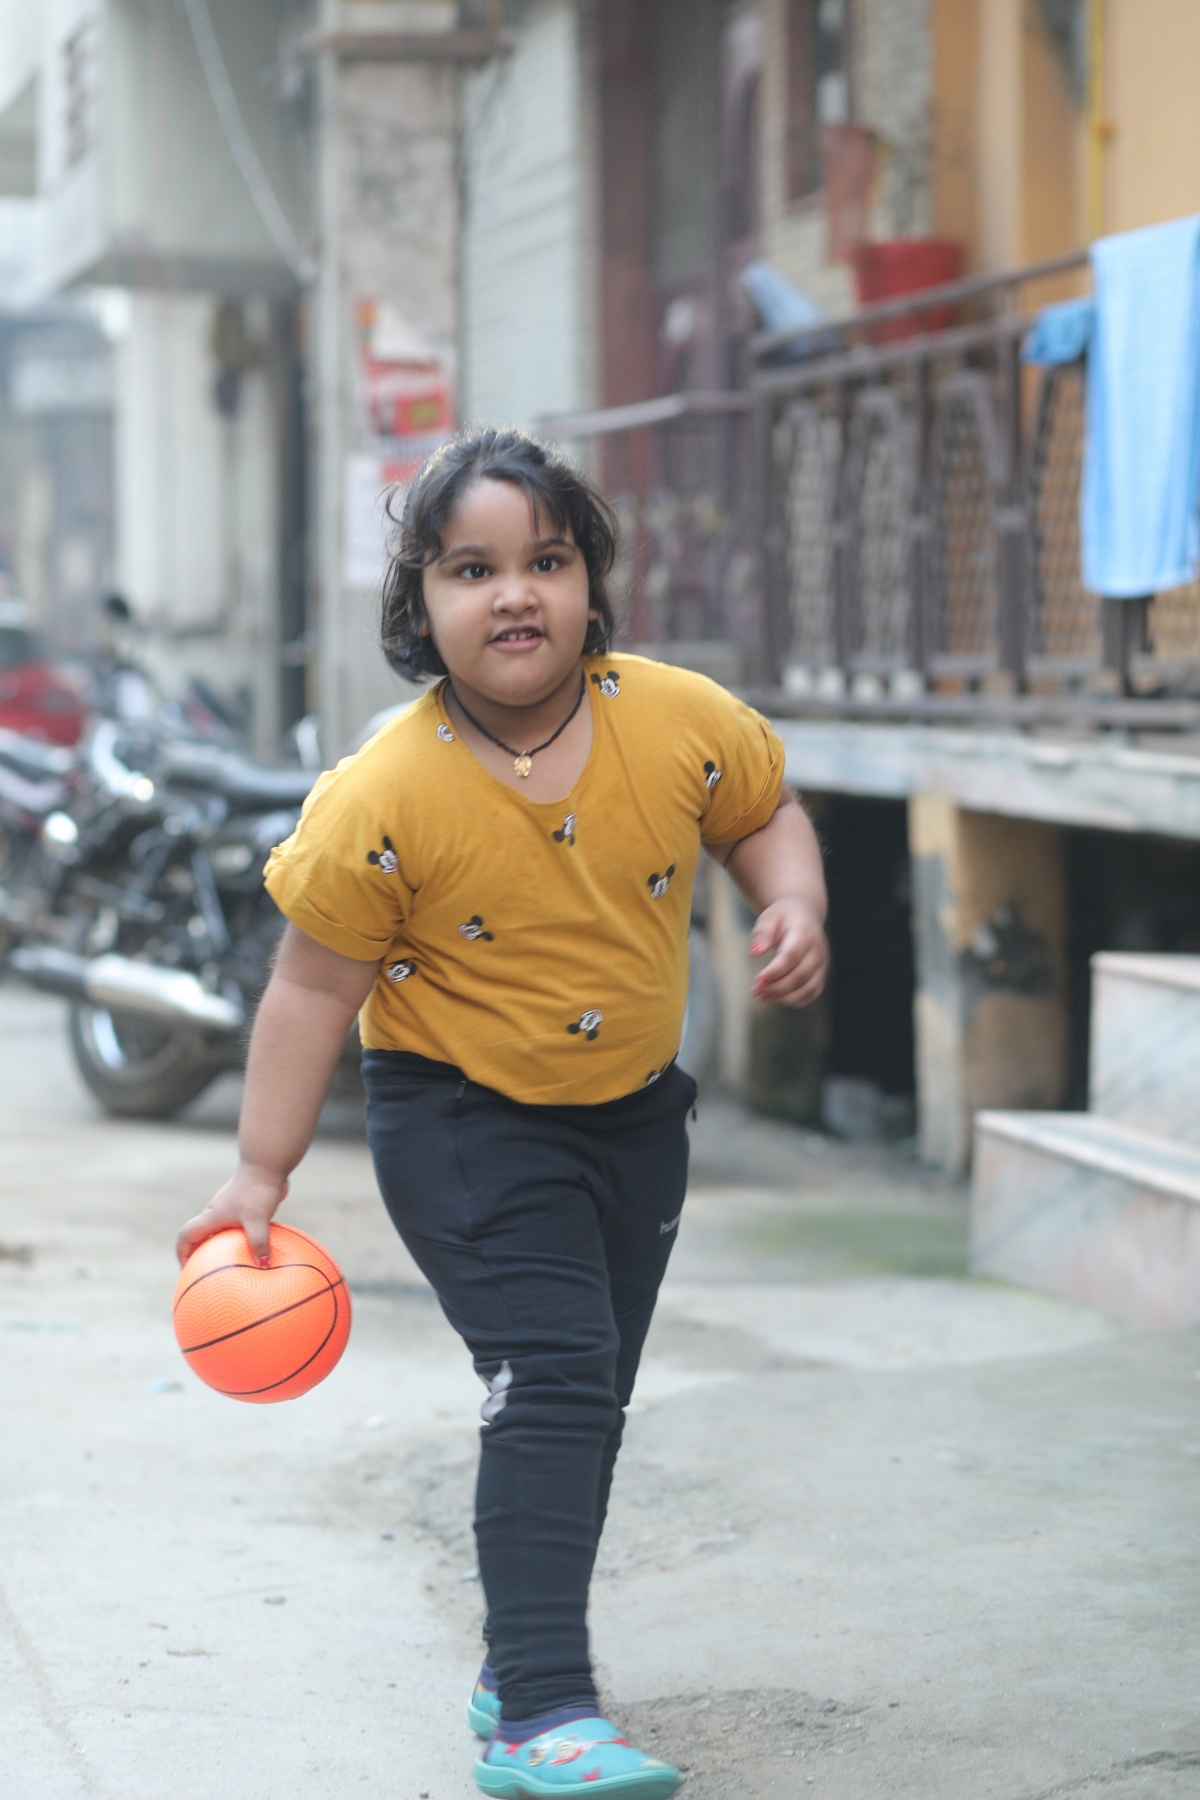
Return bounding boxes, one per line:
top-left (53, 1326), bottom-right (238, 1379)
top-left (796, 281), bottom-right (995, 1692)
top-left (214, 759), bottom-right (315, 807)
top-left (158, 740), bottom-right (315, 807)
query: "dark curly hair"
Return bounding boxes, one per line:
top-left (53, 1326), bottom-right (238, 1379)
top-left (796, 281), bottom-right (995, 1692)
top-left (380, 428), bottom-right (619, 678)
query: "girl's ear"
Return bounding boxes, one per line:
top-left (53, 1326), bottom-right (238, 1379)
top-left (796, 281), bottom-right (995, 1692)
top-left (417, 617), bottom-right (430, 638)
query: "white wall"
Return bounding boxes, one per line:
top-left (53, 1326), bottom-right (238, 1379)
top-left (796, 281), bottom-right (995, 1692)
top-left (114, 291), bottom-right (278, 750)
top-left (0, 0), bottom-right (43, 114)
top-left (461, 0), bottom-right (590, 429)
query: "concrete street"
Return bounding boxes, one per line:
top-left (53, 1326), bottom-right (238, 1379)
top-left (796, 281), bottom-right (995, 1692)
top-left (1, 984), bottom-right (1197, 1800)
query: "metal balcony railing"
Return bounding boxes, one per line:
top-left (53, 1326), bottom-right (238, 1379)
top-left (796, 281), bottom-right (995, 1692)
top-left (539, 391), bottom-right (756, 683)
top-left (543, 252), bottom-right (1200, 728)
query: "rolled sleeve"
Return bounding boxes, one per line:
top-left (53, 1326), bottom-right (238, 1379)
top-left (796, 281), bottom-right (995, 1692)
top-left (262, 763), bottom-right (411, 961)
top-left (699, 703), bottom-right (786, 846)
top-left (263, 856), bottom-right (395, 961)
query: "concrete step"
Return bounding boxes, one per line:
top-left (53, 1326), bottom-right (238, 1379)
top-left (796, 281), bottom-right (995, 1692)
top-left (971, 1110), bottom-right (1200, 1329)
top-left (1089, 952), bottom-right (1200, 1144)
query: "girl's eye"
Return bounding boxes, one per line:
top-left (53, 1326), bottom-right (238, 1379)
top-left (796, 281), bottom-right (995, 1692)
top-left (458, 562), bottom-right (490, 581)
top-left (532, 555), bottom-right (561, 574)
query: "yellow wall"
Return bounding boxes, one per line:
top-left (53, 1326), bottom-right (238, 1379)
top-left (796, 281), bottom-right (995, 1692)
top-left (1105, 0), bottom-right (1200, 234)
top-left (957, 0), bottom-right (1083, 273)
top-left (962, 0), bottom-right (1200, 261)
top-left (976, 0), bottom-right (1023, 269)
top-left (1021, 6), bottom-right (1082, 263)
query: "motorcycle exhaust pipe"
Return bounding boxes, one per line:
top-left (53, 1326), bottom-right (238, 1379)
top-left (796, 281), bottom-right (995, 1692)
top-left (8, 946), bottom-right (244, 1033)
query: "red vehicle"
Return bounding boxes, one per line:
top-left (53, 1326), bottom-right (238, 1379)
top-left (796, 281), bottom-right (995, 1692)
top-left (0, 607), bottom-right (87, 747)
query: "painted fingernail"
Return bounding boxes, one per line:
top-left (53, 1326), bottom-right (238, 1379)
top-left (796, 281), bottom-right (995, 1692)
top-left (258, 1256), bottom-right (270, 1268)
top-left (751, 942), bottom-right (765, 954)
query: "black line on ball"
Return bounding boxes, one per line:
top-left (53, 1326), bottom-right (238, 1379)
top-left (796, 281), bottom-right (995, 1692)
top-left (173, 1252), bottom-right (339, 1315)
top-left (177, 1270), bottom-right (346, 1354)
top-left (215, 1283), bottom-right (346, 1396)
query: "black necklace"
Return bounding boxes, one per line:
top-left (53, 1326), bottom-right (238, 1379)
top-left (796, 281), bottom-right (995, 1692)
top-left (448, 671), bottom-right (587, 778)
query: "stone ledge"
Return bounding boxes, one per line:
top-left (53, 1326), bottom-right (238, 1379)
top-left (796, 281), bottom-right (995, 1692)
top-left (773, 719), bottom-right (1200, 838)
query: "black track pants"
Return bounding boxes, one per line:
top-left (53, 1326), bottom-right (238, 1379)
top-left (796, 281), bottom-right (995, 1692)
top-left (363, 1051), bottom-right (695, 1722)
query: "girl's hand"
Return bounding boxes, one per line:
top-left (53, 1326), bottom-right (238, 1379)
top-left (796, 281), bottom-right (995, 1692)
top-left (750, 897), bottom-right (829, 1007)
top-left (176, 1164), bottom-right (288, 1268)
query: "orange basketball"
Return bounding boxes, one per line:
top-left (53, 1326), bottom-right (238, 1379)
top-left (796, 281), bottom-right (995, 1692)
top-left (172, 1222), bottom-right (352, 1403)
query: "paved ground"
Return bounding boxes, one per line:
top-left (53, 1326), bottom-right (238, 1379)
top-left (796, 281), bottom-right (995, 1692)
top-left (1, 984), bottom-right (1197, 1800)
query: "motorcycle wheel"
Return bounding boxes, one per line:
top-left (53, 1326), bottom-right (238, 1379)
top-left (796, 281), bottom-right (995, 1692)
top-left (69, 1003), bottom-right (219, 1118)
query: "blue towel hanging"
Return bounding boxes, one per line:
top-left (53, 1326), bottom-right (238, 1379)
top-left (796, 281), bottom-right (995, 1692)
top-left (1021, 297), bottom-right (1093, 366)
top-left (1082, 214), bottom-right (1200, 598)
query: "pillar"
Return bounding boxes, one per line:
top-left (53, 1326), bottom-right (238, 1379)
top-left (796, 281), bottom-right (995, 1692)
top-left (909, 794), bottom-right (1068, 1173)
top-left (314, 3), bottom-right (462, 760)
top-left (707, 861), bottom-right (754, 1095)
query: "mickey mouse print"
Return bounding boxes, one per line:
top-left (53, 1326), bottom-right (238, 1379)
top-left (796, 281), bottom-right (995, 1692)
top-left (367, 836), bottom-right (399, 874)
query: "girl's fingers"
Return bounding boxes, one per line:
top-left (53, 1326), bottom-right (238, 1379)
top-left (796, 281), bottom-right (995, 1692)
top-left (760, 977), bottom-right (822, 1006)
top-left (176, 1176), bottom-right (285, 1267)
top-left (176, 1212), bottom-right (271, 1267)
top-left (754, 933), bottom-right (810, 984)
top-left (778, 974), bottom-right (826, 1007)
top-left (176, 1217), bottom-right (212, 1266)
top-left (751, 900), bottom-right (830, 1002)
top-left (754, 942), bottom-right (828, 1002)
top-left (241, 1217), bottom-right (273, 1266)
top-left (754, 935), bottom-right (824, 984)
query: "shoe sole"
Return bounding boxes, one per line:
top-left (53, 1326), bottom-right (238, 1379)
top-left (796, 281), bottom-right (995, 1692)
top-left (474, 1761), bottom-right (681, 1799)
top-left (468, 1697), bottom-right (499, 1738)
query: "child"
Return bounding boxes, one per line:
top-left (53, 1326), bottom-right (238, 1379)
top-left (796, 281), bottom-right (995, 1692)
top-left (176, 429), bottom-right (828, 1799)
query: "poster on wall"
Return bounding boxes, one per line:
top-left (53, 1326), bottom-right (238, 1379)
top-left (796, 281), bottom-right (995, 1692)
top-left (342, 298), bottom-right (456, 590)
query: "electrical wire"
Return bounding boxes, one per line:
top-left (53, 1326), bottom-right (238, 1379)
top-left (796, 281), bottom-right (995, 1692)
top-left (179, 0), bottom-right (316, 284)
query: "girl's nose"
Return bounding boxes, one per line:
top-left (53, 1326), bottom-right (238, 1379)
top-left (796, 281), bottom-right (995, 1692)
top-left (493, 585), bottom-right (536, 614)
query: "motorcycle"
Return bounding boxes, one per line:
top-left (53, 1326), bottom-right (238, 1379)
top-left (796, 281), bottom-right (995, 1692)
top-left (10, 721), bottom-right (316, 1118)
top-left (0, 726), bottom-right (85, 958)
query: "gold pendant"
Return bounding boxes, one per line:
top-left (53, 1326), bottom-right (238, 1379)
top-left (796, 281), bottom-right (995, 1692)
top-left (513, 753), bottom-right (533, 778)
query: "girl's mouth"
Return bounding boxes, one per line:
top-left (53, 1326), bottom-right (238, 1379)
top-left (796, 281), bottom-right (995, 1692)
top-left (490, 627), bottom-right (544, 649)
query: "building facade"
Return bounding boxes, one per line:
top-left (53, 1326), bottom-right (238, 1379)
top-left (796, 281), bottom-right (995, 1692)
top-left (454, 0), bottom-right (1200, 1171)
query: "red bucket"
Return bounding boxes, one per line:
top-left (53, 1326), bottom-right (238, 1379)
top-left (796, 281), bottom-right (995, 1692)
top-left (852, 238), bottom-right (963, 342)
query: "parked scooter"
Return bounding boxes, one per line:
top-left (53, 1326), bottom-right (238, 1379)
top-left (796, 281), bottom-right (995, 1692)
top-left (10, 721), bottom-right (315, 1117)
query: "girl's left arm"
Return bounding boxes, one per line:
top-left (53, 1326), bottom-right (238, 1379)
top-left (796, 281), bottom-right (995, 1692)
top-left (709, 788), bottom-right (829, 1007)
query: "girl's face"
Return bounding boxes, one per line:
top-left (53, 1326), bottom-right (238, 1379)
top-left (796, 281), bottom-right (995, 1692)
top-left (421, 478), bottom-right (595, 706)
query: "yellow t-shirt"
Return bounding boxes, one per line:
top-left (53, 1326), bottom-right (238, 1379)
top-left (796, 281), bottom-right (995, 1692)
top-left (264, 653), bottom-right (785, 1105)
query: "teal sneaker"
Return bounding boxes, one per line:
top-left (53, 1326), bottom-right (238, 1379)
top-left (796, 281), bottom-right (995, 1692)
top-left (474, 1716), bottom-right (681, 1797)
top-left (468, 1667), bottom-right (502, 1738)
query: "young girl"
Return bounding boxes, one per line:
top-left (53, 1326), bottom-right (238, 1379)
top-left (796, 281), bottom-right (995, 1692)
top-left (176, 429), bottom-right (827, 1799)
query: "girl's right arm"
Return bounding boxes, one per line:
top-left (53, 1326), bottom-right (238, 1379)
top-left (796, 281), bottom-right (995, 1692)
top-left (175, 923), bottom-right (381, 1267)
